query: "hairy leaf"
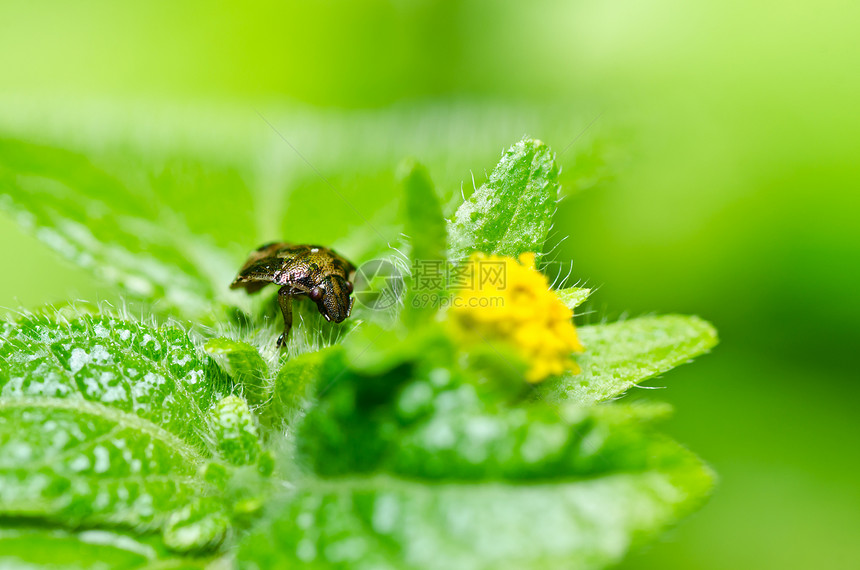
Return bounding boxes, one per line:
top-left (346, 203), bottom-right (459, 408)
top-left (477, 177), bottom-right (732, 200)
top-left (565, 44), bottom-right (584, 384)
top-left (537, 315), bottom-right (718, 405)
top-left (0, 100), bottom-right (608, 319)
top-left (0, 313), bottom-right (235, 540)
top-left (257, 347), bottom-right (334, 429)
top-left (247, 346), bottom-right (717, 569)
top-left (400, 160), bottom-right (447, 269)
top-left (205, 338), bottom-right (269, 408)
top-left (241, 400), bottom-right (712, 570)
top-left (298, 344), bottom-right (676, 480)
top-left (0, 527), bottom-right (220, 569)
top-left (0, 106), bottom-right (715, 569)
top-left (448, 138), bottom-right (560, 260)
top-left (400, 160), bottom-right (447, 325)
top-left (241, 464), bottom-right (710, 570)
top-left (556, 286), bottom-right (591, 309)
top-left (0, 137), bottom-right (254, 320)
top-left (207, 395), bottom-right (262, 467)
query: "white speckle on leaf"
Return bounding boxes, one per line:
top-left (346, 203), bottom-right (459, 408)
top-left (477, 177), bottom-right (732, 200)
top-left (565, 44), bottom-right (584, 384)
top-left (69, 455), bottom-right (91, 472)
top-left (185, 369), bottom-right (203, 385)
top-left (173, 355), bottom-right (191, 367)
top-left (397, 381), bottom-right (433, 418)
top-left (69, 348), bottom-right (90, 373)
top-left (132, 493), bottom-right (154, 517)
top-left (7, 442), bottom-right (32, 462)
top-left (82, 376), bottom-right (100, 396)
top-left (296, 512), bottom-right (314, 529)
top-left (423, 419), bottom-right (456, 449)
top-left (428, 368), bottom-right (450, 387)
top-left (52, 430), bottom-right (71, 449)
top-left (91, 344), bottom-right (111, 363)
top-left (521, 422), bottom-right (568, 464)
top-left (465, 417), bottom-right (500, 441)
top-left (297, 538), bottom-right (317, 562)
top-left (578, 428), bottom-right (607, 460)
top-left (102, 385), bottom-right (126, 403)
top-left (324, 537), bottom-right (367, 563)
top-left (92, 491), bottom-right (111, 510)
top-left (93, 445), bottom-right (110, 473)
top-left (372, 494), bottom-right (399, 534)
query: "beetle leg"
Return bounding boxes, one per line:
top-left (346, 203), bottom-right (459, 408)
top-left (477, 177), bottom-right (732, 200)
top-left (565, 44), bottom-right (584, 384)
top-left (276, 286), bottom-right (294, 348)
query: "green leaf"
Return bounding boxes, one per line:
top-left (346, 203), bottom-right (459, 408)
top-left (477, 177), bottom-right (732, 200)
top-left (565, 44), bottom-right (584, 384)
top-left (0, 313), bottom-right (230, 451)
top-left (0, 312), bottom-right (234, 541)
top-left (241, 464), bottom-right (711, 570)
top-left (400, 160), bottom-right (447, 324)
top-left (0, 137), bottom-right (255, 320)
top-left (204, 338), bottom-right (269, 408)
top-left (257, 347), bottom-right (333, 430)
top-left (0, 527), bottom-right (221, 569)
top-left (298, 345), bottom-right (676, 480)
top-left (0, 399), bottom-right (206, 529)
top-left (339, 321), bottom-right (455, 378)
top-left (161, 498), bottom-right (231, 553)
top-left (556, 286), bottom-right (591, 309)
top-left (250, 347), bottom-right (716, 569)
top-left (448, 138), bottom-right (560, 260)
top-left (241, 401), bottom-right (713, 570)
top-left (537, 315), bottom-right (718, 405)
top-left (207, 395), bottom-right (262, 467)
top-left (400, 160), bottom-right (447, 269)
top-left (0, 100), bottom-right (608, 321)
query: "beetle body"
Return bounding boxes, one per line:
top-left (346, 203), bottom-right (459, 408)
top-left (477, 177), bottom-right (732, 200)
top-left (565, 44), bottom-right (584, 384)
top-left (231, 242), bottom-right (356, 346)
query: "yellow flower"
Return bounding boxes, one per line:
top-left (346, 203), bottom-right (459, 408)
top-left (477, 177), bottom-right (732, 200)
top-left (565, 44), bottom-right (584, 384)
top-left (449, 252), bottom-right (584, 383)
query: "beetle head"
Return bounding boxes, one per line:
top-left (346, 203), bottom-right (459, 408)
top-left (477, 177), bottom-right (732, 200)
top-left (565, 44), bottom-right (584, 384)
top-left (309, 275), bottom-right (354, 323)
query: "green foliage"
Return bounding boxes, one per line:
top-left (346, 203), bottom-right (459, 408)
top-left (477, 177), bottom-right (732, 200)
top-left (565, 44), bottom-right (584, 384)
top-left (207, 395), bottom-right (262, 466)
top-left (0, 314), bottom-right (247, 557)
top-left (400, 160), bottom-right (447, 325)
top-left (448, 138), bottom-right (560, 260)
top-left (556, 286), bottom-right (592, 309)
top-left (0, 527), bottom-right (221, 569)
top-left (256, 347), bottom-right (333, 429)
top-left (537, 316), bottom-right (719, 405)
top-left (0, 137), bottom-right (254, 321)
top-left (205, 338), bottom-right (269, 407)
top-left (238, 456), bottom-right (711, 570)
top-left (400, 160), bottom-right (447, 269)
top-left (0, 314), bottom-right (229, 453)
top-left (240, 330), bottom-right (713, 570)
top-left (0, 122), bottom-right (716, 569)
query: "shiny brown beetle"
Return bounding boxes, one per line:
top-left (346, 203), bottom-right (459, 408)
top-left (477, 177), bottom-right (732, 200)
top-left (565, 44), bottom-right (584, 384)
top-left (230, 242), bottom-right (356, 347)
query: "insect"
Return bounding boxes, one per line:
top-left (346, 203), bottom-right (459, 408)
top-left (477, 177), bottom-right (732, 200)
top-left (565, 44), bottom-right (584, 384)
top-left (231, 242), bottom-right (356, 347)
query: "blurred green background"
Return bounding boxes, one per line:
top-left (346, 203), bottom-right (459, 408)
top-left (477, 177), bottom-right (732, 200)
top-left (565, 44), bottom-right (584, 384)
top-left (1, 1), bottom-right (858, 568)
